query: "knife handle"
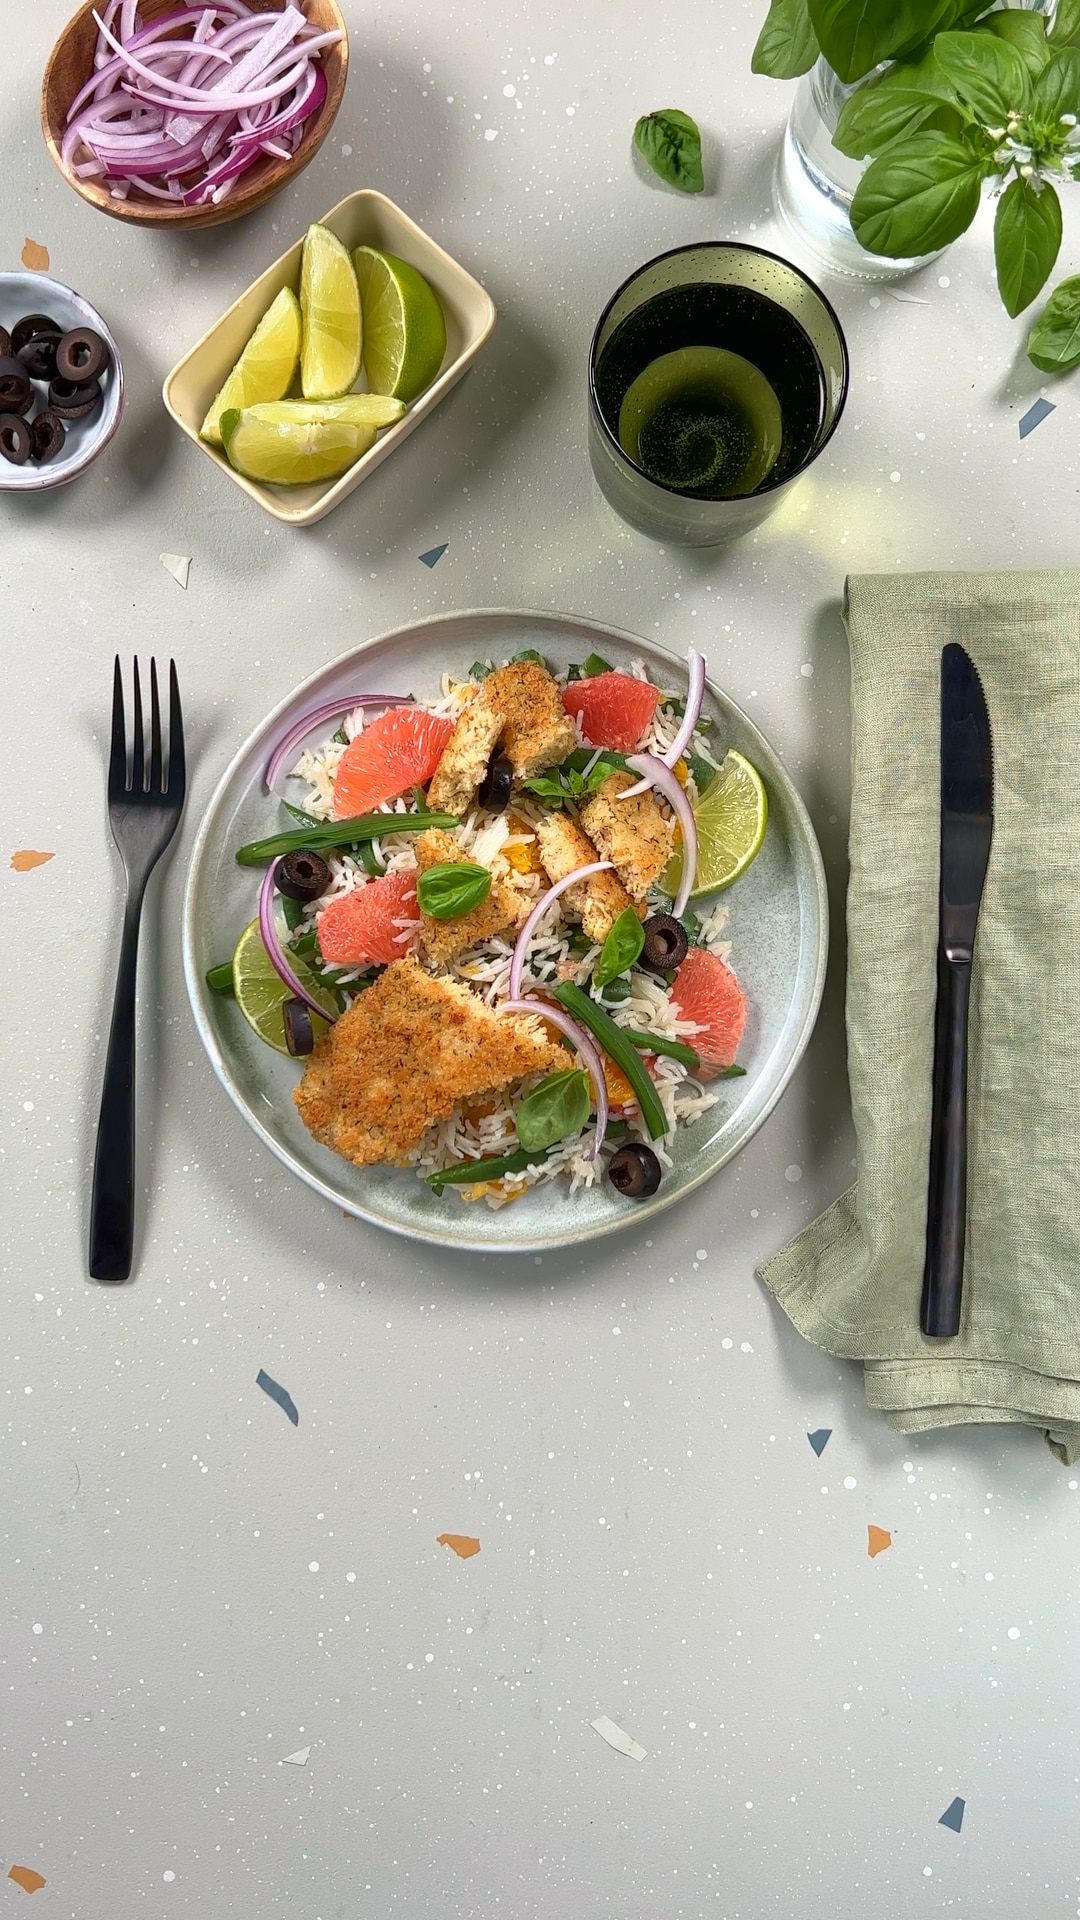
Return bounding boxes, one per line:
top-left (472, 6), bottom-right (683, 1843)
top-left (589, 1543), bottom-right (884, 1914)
top-left (921, 950), bottom-right (972, 1339)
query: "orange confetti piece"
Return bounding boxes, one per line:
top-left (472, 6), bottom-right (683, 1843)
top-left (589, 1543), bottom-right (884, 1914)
top-left (8, 1867), bottom-right (46, 1895)
top-left (867, 1525), bottom-right (892, 1558)
top-left (437, 1533), bottom-right (480, 1559)
top-left (20, 239), bottom-right (49, 273)
top-left (10, 851), bottom-right (54, 873)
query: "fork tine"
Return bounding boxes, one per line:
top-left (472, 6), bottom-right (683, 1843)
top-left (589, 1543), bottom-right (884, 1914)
top-left (167, 660), bottom-right (186, 800)
top-left (107, 655), bottom-right (126, 798)
top-left (148, 659), bottom-right (163, 794)
top-left (131, 658), bottom-right (144, 793)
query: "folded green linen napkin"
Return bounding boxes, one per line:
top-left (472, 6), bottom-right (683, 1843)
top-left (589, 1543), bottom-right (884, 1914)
top-left (759, 567), bottom-right (1080, 1464)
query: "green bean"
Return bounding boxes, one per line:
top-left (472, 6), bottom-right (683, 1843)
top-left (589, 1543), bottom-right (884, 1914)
top-left (206, 962), bottom-right (235, 996)
top-left (619, 1028), bottom-right (701, 1070)
top-left (236, 811), bottom-right (459, 866)
top-left (548, 983), bottom-right (669, 1140)
top-left (427, 1145), bottom-right (551, 1193)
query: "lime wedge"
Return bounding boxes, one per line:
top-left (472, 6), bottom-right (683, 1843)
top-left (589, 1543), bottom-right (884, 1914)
top-left (230, 395), bottom-right (405, 430)
top-left (221, 407), bottom-right (377, 486)
top-left (353, 245), bottom-right (447, 402)
top-left (664, 749), bottom-right (768, 898)
top-left (232, 919), bottom-right (336, 1054)
top-left (300, 223), bottom-right (362, 400)
top-left (199, 286), bottom-right (302, 447)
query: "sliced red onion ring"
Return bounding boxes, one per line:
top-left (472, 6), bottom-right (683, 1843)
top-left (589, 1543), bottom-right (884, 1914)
top-left (265, 694), bottom-right (409, 793)
top-left (508, 862), bottom-right (614, 1002)
top-left (625, 754), bottom-right (697, 919)
top-left (620, 646), bottom-right (707, 798)
top-left (501, 998), bottom-right (608, 1160)
top-left (258, 863), bottom-right (337, 1026)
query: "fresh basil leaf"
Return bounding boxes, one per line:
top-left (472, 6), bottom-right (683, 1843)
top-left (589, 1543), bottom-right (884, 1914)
top-left (679, 908), bottom-right (702, 943)
top-left (1050, 0), bottom-right (1080, 51)
top-left (331, 726), bottom-right (349, 745)
top-left (995, 177), bottom-right (1062, 317)
top-left (357, 839), bottom-right (385, 875)
top-left (416, 860), bottom-right (492, 920)
top-left (751, 0), bottom-right (820, 78)
top-left (515, 1067), bottom-right (592, 1153)
top-left (468, 659), bottom-right (493, 681)
top-left (521, 776), bottom-right (568, 806)
top-left (281, 892), bottom-right (307, 932)
top-left (595, 906), bottom-right (646, 988)
top-left (835, 83), bottom-right (941, 160)
top-left (604, 1117), bottom-right (631, 1143)
top-left (582, 760), bottom-right (616, 795)
top-left (634, 110), bottom-right (704, 193)
top-left (687, 751), bottom-right (716, 792)
top-left (979, 11), bottom-right (1051, 81)
top-left (869, 41), bottom-right (959, 104)
top-left (582, 652), bottom-right (614, 677)
top-left (599, 978), bottom-right (633, 1004)
top-left (934, 28), bottom-right (1031, 119)
top-left (564, 746), bottom-right (629, 774)
top-left (807, 0), bottom-right (955, 84)
top-left (1026, 272), bottom-right (1080, 371)
top-left (850, 131), bottom-right (983, 258)
top-left (567, 769), bottom-right (586, 797)
top-left (509, 647), bottom-right (548, 667)
top-left (1033, 46), bottom-right (1080, 118)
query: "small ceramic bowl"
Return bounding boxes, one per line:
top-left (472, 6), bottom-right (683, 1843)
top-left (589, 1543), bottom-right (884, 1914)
top-left (0, 272), bottom-right (124, 492)
top-left (41, 0), bottom-right (348, 232)
top-left (163, 188), bottom-right (497, 526)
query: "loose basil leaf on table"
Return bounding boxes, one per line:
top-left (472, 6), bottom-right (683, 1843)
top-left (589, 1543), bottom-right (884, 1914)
top-left (1027, 273), bottom-right (1080, 372)
top-left (515, 1068), bottom-right (592, 1153)
top-left (751, 0), bottom-right (820, 79)
top-left (980, 10), bottom-right (1052, 81)
top-left (994, 177), bottom-right (1062, 319)
top-left (416, 861), bottom-right (491, 920)
top-left (933, 29), bottom-right (1032, 121)
top-left (595, 906), bottom-right (646, 989)
top-left (850, 131), bottom-right (983, 260)
top-left (807, 0), bottom-right (955, 85)
top-left (1032, 45), bottom-right (1080, 119)
top-left (633, 110), bottom-right (704, 193)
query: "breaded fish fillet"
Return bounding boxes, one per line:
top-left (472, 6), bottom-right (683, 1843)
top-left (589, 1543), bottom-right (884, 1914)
top-left (294, 957), bottom-right (565, 1168)
top-left (535, 810), bottom-right (640, 944)
top-left (414, 828), bottom-right (529, 965)
top-left (579, 771), bottom-right (673, 900)
top-left (428, 660), bottom-right (577, 814)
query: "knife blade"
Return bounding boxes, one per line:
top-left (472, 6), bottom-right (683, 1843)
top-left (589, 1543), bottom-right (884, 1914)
top-left (920, 642), bottom-right (994, 1339)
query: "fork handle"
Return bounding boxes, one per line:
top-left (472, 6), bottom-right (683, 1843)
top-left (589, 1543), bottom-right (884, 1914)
top-left (89, 892), bottom-right (144, 1282)
top-left (920, 950), bottom-right (971, 1339)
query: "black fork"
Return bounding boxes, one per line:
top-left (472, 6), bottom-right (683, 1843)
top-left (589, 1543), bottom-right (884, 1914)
top-left (89, 658), bottom-right (186, 1282)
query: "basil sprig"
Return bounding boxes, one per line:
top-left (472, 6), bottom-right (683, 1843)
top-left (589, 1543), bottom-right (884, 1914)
top-left (523, 747), bottom-right (627, 809)
top-left (515, 1068), bottom-right (592, 1153)
top-left (633, 110), bottom-right (704, 193)
top-left (416, 861), bottom-right (491, 920)
top-left (595, 907), bottom-right (645, 989)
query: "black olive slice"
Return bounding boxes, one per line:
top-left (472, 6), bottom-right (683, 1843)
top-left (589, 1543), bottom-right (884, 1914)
top-left (274, 849), bottom-right (331, 903)
top-left (56, 327), bottom-right (110, 384)
top-left (477, 752), bottom-right (514, 813)
top-left (283, 997), bottom-right (315, 1056)
top-left (11, 314), bottom-right (62, 357)
top-left (17, 331), bottom-right (61, 381)
top-left (607, 1142), bottom-right (663, 1199)
top-left (0, 357), bottom-right (33, 414)
top-left (640, 912), bottom-right (689, 972)
top-left (0, 326), bottom-right (10, 358)
top-left (30, 409), bottom-right (66, 463)
top-left (0, 413), bottom-right (33, 466)
top-left (48, 376), bottom-right (102, 420)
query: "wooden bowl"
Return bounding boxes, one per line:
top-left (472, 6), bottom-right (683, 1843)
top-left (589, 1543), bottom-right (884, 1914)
top-left (41, 0), bottom-right (348, 230)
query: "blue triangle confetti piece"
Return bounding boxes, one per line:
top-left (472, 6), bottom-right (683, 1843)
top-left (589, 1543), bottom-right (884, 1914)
top-left (939, 1796), bottom-right (965, 1833)
top-left (419, 543), bottom-right (448, 568)
top-left (807, 1428), bottom-right (832, 1457)
top-left (256, 1368), bottom-right (298, 1426)
top-left (1019, 397), bottom-right (1055, 439)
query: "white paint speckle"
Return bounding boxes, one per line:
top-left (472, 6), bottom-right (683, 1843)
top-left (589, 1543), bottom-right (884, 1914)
top-left (544, 51), bottom-right (557, 63)
top-left (985, 1571), bottom-right (994, 1582)
top-left (843, 1476), bottom-right (857, 1490)
top-left (1008, 1626), bottom-right (1021, 1639)
top-left (695, 1249), bottom-right (707, 1261)
top-left (425, 1652), bottom-right (434, 1663)
top-left (740, 1341), bottom-right (753, 1353)
top-left (800, 662), bottom-right (814, 677)
top-left (721, 1337), bottom-right (733, 1349)
top-left (31, 1623), bottom-right (42, 1634)
top-left (503, 83), bottom-right (516, 97)
top-left (785, 1164), bottom-right (802, 1182)
top-left (164, 1872), bottom-right (176, 1884)
top-left (484, 127), bottom-right (499, 140)
top-left (309, 1562), bottom-right (320, 1573)
top-left (923, 1866), bottom-right (933, 1878)
top-left (22, 1100), bottom-right (33, 1112)
top-left (565, 103), bottom-right (576, 116)
top-left (938, 274), bottom-right (950, 287)
top-left (340, 143), bottom-right (352, 157)
top-left (890, 471), bottom-right (901, 483)
top-left (346, 1571), bottom-right (356, 1583)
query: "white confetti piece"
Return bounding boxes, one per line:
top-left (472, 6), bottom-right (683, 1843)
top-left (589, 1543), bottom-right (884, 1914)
top-left (889, 291), bottom-right (930, 305)
top-left (281, 1745), bottom-right (311, 1767)
top-left (160, 552), bottom-right (191, 590)
top-left (591, 1714), bottom-right (646, 1762)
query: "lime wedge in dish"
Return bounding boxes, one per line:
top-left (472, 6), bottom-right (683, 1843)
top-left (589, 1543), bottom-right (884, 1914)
top-left (663, 749), bottom-right (769, 898)
top-left (221, 407), bottom-right (377, 486)
top-left (199, 286), bottom-right (302, 447)
top-left (232, 395), bottom-right (405, 429)
top-left (300, 223), bottom-right (362, 400)
top-left (353, 245), bottom-right (447, 402)
top-left (232, 919), bottom-right (335, 1054)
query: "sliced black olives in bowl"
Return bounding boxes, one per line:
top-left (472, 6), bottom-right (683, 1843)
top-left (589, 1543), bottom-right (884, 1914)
top-left (49, 375), bottom-right (102, 420)
top-left (11, 313), bottom-right (62, 357)
top-left (56, 327), bottom-right (110, 384)
top-left (17, 332), bottom-right (61, 381)
top-left (30, 409), bottom-right (65, 464)
top-left (0, 357), bottom-right (33, 414)
top-left (0, 413), bottom-right (32, 465)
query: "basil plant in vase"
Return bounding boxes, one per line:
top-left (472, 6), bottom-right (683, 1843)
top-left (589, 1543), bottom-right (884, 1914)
top-left (757, 0), bottom-right (1080, 352)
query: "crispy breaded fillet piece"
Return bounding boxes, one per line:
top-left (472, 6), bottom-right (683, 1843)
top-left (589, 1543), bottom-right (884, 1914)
top-left (294, 957), bottom-right (566, 1169)
top-left (414, 828), bottom-right (529, 965)
top-left (535, 810), bottom-right (640, 945)
top-left (428, 661), bottom-right (577, 814)
top-left (579, 771), bottom-right (673, 901)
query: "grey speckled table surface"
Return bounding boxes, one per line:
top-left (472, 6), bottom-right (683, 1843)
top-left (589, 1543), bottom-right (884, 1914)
top-left (3, 4), bottom-right (1079, 1916)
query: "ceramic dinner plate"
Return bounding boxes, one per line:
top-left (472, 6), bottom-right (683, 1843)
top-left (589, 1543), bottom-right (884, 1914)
top-left (182, 610), bottom-right (828, 1252)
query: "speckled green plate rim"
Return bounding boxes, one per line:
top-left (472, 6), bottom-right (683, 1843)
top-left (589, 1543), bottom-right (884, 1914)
top-left (182, 609), bottom-right (828, 1252)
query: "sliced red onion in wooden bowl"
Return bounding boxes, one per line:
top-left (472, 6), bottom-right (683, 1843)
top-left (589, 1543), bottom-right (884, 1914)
top-left (258, 863), bottom-right (336, 1025)
top-left (265, 695), bottom-right (409, 793)
top-left (501, 997), bottom-right (609, 1161)
top-left (508, 861), bottom-right (614, 1002)
top-left (625, 754), bottom-right (697, 919)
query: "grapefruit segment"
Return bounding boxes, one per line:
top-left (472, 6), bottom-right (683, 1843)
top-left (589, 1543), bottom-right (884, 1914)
top-left (562, 672), bottom-right (660, 753)
top-left (317, 872), bottom-right (419, 966)
top-left (331, 709), bottom-right (453, 818)
top-left (671, 946), bottom-right (747, 1076)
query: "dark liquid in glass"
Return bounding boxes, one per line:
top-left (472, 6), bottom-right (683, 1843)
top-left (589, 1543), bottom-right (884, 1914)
top-left (593, 282), bottom-right (827, 500)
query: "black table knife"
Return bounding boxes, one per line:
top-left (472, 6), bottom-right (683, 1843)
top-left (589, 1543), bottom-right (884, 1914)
top-left (920, 642), bottom-right (994, 1339)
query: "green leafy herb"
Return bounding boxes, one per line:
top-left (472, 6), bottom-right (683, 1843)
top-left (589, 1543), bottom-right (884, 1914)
top-left (515, 1067), bottom-right (592, 1153)
top-left (206, 961), bottom-right (235, 996)
top-left (718, 1063), bottom-right (748, 1078)
top-left (603, 1117), bottom-right (631, 1143)
top-left (752, 0), bottom-right (820, 79)
top-left (565, 663), bottom-right (583, 682)
top-left (1051, 0), bottom-right (1080, 50)
top-left (850, 130), bottom-right (983, 259)
top-left (1033, 45), bottom-right (1080, 118)
top-left (687, 751), bottom-right (716, 793)
top-left (509, 647), bottom-right (548, 667)
top-left (619, 1026), bottom-right (701, 1069)
top-left (236, 811), bottom-right (460, 866)
top-left (427, 1145), bottom-right (551, 1193)
top-left (468, 659), bottom-right (493, 681)
top-left (633, 110), bottom-right (704, 193)
top-left (289, 928), bottom-right (319, 957)
top-left (416, 861), bottom-right (491, 920)
top-left (520, 773), bottom-right (569, 807)
top-left (807, 0), bottom-right (956, 86)
top-left (332, 727), bottom-right (349, 746)
top-left (678, 908), bottom-right (702, 943)
top-left (934, 28), bottom-right (1031, 120)
top-left (356, 839), bottom-right (385, 876)
top-left (582, 652), bottom-right (614, 677)
top-left (595, 907), bottom-right (646, 988)
top-left (281, 892), bottom-right (307, 932)
top-left (994, 176), bottom-right (1062, 317)
top-left (599, 978), bottom-right (633, 1004)
top-left (522, 747), bottom-right (626, 809)
top-left (834, 81), bottom-right (943, 161)
top-left (981, 10), bottom-right (1052, 81)
top-left (564, 746), bottom-right (629, 774)
top-left (1027, 272), bottom-right (1080, 370)
top-left (281, 800), bottom-right (324, 827)
top-left (549, 982), bottom-right (669, 1139)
